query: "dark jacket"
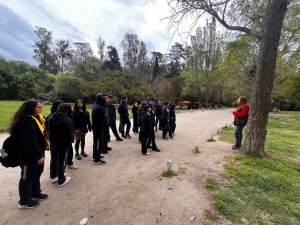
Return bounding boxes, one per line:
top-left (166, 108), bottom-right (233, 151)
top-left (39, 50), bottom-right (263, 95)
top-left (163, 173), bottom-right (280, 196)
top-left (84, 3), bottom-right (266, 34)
top-left (49, 112), bottom-right (74, 149)
top-left (18, 116), bottom-right (44, 164)
top-left (170, 107), bottom-right (176, 123)
top-left (72, 109), bottom-right (92, 131)
top-left (132, 103), bottom-right (139, 117)
top-left (141, 112), bottom-right (153, 135)
top-left (118, 101), bottom-right (129, 119)
top-left (108, 104), bottom-right (117, 122)
top-left (162, 105), bottom-right (170, 122)
top-left (155, 104), bottom-right (162, 116)
top-left (149, 104), bottom-right (156, 127)
top-left (92, 94), bottom-right (108, 133)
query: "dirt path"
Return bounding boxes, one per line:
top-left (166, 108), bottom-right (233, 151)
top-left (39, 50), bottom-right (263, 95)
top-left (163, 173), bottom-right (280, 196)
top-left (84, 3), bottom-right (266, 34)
top-left (0, 109), bottom-right (233, 225)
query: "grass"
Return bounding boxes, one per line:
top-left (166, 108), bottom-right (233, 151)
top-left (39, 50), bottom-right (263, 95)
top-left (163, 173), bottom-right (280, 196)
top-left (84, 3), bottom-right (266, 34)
top-left (161, 170), bottom-right (178, 177)
top-left (211, 111), bottom-right (300, 225)
top-left (0, 101), bottom-right (184, 133)
top-left (205, 178), bottom-right (218, 191)
top-left (0, 101), bottom-right (51, 132)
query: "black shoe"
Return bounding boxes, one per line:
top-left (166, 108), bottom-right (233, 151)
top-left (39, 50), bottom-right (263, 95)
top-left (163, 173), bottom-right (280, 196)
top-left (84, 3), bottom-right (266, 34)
top-left (80, 152), bottom-right (88, 157)
top-left (101, 150), bottom-right (108, 154)
top-left (75, 154), bottom-right (82, 160)
top-left (18, 199), bottom-right (39, 209)
top-left (232, 145), bottom-right (241, 150)
top-left (116, 138), bottom-right (123, 141)
top-left (105, 147), bottom-right (112, 151)
top-left (152, 148), bottom-right (161, 152)
top-left (32, 193), bottom-right (48, 201)
top-left (100, 155), bottom-right (104, 158)
top-left (93, 159), bottom-right (106, 165)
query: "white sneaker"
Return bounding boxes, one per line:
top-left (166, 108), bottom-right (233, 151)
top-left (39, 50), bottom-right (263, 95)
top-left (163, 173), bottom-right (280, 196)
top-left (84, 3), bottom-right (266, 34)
top-left (67, 165), bottom-right (78, 170)
top-left (146, 152), bottom-right (150, 155)
top-left (50, 177), bottom-right (58, 184)
top-left (58, 176), bottom-right (71, 187)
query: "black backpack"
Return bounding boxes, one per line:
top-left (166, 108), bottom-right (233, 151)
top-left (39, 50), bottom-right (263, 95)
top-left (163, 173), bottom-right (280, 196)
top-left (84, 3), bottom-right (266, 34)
top-left (0, 135), bottom-right (20, 168)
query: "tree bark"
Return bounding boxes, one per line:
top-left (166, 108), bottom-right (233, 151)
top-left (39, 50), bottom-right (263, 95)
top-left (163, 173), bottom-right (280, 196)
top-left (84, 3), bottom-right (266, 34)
top-left (243, 0), bottom-right (288, 156)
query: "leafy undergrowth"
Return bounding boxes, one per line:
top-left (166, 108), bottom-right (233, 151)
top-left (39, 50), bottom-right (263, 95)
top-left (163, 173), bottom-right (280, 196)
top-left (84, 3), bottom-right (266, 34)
top-left (207, 111), bottom-right (300, 225)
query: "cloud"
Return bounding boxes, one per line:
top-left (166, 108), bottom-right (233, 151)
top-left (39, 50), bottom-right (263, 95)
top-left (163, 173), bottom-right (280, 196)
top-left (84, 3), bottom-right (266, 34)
top-left (0, 3), bottom-right (36, 64)
top-left (0, 0), bottom-right (207, 65)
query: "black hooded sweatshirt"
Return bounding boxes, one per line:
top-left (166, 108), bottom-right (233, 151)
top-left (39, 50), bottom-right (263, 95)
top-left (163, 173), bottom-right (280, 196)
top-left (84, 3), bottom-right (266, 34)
top-left (49, 112), bottom-right (74, 149)
top-left (92, 94), bottom-right (108, 134)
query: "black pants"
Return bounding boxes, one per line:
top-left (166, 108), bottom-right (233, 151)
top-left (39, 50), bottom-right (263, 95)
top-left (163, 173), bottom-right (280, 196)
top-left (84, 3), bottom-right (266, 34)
top-left (120, 117), bottom-right (131, 135)
top-left (234, 125), bottom-right (244, 147)
top-left (146, 130), bottom-right (158, 149)
top-left (19, 160), bottom-right (44, 204)
top-left (50, 146), bottom-right (68, 183)
top-left (67, 144), bottom-right (74, 166)
top-left (75, 139), bottom-right (86, 154)
top-left (110, 121), bottom-right (121, 139)
top-left (133, 114), bottom-right (138, 133)
top-left (155, 115), bottom-right (162, 131)
top-left (170, 122), bottom-right (176, 135)
top-left (104, 126), bottom-right (110, 148)
top-left (93, 131), bottom-right (104, 161)
top-left (141, 131), bottom-right (151, 154)
top-left (162, 120), bottom-right (170, 138)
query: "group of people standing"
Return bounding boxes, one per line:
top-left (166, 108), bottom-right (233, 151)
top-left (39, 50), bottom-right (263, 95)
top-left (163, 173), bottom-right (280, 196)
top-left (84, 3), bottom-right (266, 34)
top-left (8, 93), bottom-right (177, 209)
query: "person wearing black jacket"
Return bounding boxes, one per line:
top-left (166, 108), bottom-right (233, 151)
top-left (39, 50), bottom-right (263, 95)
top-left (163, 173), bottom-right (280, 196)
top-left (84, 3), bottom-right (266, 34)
top-left (92, 93), bottom-right (107, 164)
top-left (9, 100), bottom-right (47, 209)
top-left (107, 95), bottom-right (123, 141)
top-left (132, 100), bottom-right (141, 133)
top-left (118, 96), bottom-right (131, 138)
top-left (102, 94), bottom-right (112, 151)
top-left (161, 101), bottom-right (172, 140)
top-left (140, 105), bottom-right (152, 155)
top-left (49, 103), bottom-right (74, 187)
top-left (73, 99), bottom-right (92, 160)
top-left (146, 98), bottom-right (160, 152)
top-left (154, 99), bottom-right (162, 131)
top-left (169, 102), bottom-right (176, 135)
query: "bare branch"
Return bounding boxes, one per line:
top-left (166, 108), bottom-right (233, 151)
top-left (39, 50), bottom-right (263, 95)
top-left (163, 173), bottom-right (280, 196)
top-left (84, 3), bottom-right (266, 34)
top-left (167, 0), bottom-right (262, 41)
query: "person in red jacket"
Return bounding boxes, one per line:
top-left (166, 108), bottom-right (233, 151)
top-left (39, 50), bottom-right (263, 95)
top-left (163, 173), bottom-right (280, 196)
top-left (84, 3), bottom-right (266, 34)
top-left (232, 96), bottom-right (249, 150)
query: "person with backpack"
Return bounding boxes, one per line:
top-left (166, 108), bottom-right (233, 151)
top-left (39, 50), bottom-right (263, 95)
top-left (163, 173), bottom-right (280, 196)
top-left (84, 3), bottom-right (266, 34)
top-left (72, 99), bottom-right (92, 160)
top-left (9, 100), bottom-right (48, 209)
top-left (48, 103), bottom-right (74, 186)
top-left (232, 96), bottom-right (249, 150)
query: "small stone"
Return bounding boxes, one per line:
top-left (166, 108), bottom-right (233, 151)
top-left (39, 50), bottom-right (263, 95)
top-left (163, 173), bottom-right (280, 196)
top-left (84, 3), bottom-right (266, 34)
top-left (189, 215), bottom-right (196, 221)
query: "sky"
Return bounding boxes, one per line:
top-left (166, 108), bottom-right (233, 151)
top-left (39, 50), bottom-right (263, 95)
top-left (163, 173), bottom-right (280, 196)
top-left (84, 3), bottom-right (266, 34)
top-left (0, 0), bottom-right (205, 65)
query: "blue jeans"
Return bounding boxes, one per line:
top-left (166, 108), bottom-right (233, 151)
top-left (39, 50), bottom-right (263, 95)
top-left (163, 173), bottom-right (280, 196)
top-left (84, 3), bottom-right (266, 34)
top-left (234, 125), bottom-right (244, 148)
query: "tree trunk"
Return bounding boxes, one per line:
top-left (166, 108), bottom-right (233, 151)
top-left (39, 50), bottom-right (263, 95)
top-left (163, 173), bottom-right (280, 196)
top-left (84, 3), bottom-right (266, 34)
top-left (243, 0), bottom-right (288, 157)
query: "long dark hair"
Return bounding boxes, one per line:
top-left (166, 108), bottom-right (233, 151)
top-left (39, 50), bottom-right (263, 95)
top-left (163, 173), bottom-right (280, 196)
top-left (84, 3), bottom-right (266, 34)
top-left (9, 100), bottom-right (38, 136)
top-left (51, 100), bottom-right (64, 114)
top-left (57, 103), bottom-right (73, 118)
top-left (74, 99), bottom-right (86, 113)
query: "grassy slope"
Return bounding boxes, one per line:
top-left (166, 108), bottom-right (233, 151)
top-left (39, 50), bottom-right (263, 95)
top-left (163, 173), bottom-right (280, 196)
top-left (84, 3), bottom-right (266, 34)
top-left (210, 112), bottom-right (300, 225)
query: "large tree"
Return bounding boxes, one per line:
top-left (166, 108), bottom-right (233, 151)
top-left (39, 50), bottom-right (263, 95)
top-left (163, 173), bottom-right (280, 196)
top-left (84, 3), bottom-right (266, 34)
top-left (102, 46), bottom-right (122, 71)
top-left (55, 40), bottom-right (73, 74)
top-left (167, 0), bottom-right (293, 156)
top-left (33, 26), bottom-right (59, 74)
